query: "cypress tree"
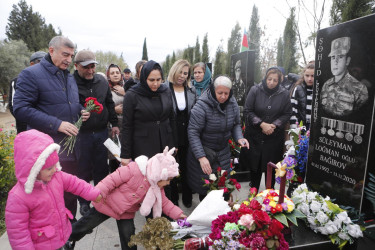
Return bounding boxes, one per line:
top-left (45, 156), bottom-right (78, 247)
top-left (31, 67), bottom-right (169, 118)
top-left (276, 37), bottom-right (284, 67)
top-left (248, 5), bottom-right (262, 83)
top-left (282, 8), bottom-right (298, 74)
top-left (194, 36), bottom-right (201, 63)
top-left (142, 38), bottom-right (148, 61)
top-left (201, 33), bottom-right (209, 63)
top-left (171, 51), bottom-right (176, 66)
top-left (226, 22), bottom-right (242, 75)
top-left (330, 0), bottom-right (372, 25)
top-left (214, 45), bottom-right (224, 78)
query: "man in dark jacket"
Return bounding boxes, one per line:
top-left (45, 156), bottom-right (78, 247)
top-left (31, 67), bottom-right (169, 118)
top-left (9, 51), bottom-right (47, 133)
top-left (13, 36), bottom-right (90, 218)
top-left (73, 49), bottom-right (119, 215)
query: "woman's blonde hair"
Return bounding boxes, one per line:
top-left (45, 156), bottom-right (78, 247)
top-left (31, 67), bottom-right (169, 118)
top-left (168, 59), bottom-right (191, 87)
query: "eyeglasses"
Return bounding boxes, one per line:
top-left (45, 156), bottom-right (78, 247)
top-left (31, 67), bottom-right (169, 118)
top-left (80, 64), bottom-right (96, 69)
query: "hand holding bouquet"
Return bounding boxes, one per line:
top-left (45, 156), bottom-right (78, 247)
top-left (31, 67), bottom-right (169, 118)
top-left (60, 97), bottom-right (103, 155)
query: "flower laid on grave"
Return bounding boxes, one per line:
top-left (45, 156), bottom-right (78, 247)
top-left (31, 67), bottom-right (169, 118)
top-left (203, 167), bottom-right (241, 196)
top-left (280, 122), bottom-right (309, 184)
top-left (60, 97), bottom-right (103, 155)
top-left (208, 199), bottom-right (289, 249)
top-left (292, 183), bottom-right (365, 249)
top-left (228, 123), bottom-right (245, 158)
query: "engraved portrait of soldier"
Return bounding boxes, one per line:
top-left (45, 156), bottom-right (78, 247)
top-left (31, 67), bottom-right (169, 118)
top-left (321, 37), bottom-right (369, 116)
top-left (232, 59), bottom-right (246, 104)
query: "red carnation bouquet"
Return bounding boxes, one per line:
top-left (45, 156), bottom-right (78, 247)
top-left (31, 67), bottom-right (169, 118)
top-left (203, 166), bottom-right (241, 196)
top-left (60, 97), bottom-right (103, 155)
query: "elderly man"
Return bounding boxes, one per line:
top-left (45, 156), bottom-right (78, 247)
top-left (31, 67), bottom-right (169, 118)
top-left (73, 49), bottom-right (119, 215)
top-left (13, 36), bottom-right (89, 218)
top-left (9, 51), bottom-right (47, 133)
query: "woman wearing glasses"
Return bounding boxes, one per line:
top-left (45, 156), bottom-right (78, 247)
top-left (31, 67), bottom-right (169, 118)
top-left (106, 64), bottom-right (125, 172)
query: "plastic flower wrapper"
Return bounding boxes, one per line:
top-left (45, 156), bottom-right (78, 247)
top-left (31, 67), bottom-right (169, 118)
top-left (60, 97), bottom-right (103, 155)
top-left (292, 184), bottom-right (365, 249)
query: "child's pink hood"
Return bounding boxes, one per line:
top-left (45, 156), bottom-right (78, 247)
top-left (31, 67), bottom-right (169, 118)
top-left (14, 129), bottom-right (61, 193)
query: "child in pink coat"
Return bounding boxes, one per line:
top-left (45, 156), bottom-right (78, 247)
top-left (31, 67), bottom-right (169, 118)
top-left (66, 146), bottom-right (186, 250)
top-left (5, 129), bottom-right (102, 250)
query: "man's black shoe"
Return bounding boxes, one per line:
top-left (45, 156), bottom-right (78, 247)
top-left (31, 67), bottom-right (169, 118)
top-left (63, 240), bottom-right (75, 250)
top-left (183, 201), bottom-right (192, 208)
top-left (79, 203), bottom-right (90, 216)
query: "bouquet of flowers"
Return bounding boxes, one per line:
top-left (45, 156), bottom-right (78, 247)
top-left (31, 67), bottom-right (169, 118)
top-left (209, 198), bottom-right (289, 249)
top-left (60, 97), bottom-right (103, 155)
top-left (292, 183), bottom-right (365, 249)
top-left (203, 167), bottom-right (241, 196)
top-left (228, 124), bottom-right (245, 158)
top-left (281, 122), bottom-right (309, 184)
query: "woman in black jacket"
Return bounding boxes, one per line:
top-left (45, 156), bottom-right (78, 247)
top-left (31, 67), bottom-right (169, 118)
top-left (289, 63), bottom-right (315, 130)
top-left (120, 60), bottom-right (177, 165)
top-left (167, 59), bottom-right (196, 208)
top-left (243, 67), bottom-right (292, 190)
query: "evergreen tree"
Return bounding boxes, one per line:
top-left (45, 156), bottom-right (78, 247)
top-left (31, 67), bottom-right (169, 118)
top-left (330, 0), bottom-right (372, 25)
top-left (282, 8), bottom-right (298, 74)
top-left (142, 38), bottom-right (148, 61)
top-left (248, 5), bottom-right (262, 83)
top-left (214, 44), bottom-right (225, 78)
top-left (164, 55), bottom-right (170, 77)
top-left (226, 22), bottom-right (242, 75)
top-left (201, 33), bottom-right (209, 63)
top-left (276, 37), bottom-right (284, 67)
top-left (194, 36), bottom-right (201, 63)
top-left (171, 51), bottom-right (176, 66)
top-left (94, 50), bottom-right (128, 73)
top-left (6, 0), bottom-right (60, 51)
top-left (0, 39), bottom-right (30, 96)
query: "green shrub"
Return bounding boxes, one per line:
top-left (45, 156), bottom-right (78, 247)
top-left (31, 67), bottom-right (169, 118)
top-left (0, 129), bottom-right (16, 235)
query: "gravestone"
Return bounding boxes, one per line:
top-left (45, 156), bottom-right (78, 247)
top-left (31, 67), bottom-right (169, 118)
top-left (231, 50), bottom-right (255, 181)
top-left (306, 14), bottom-right (375, 219)
top-left (230, 50), bottom-right (255, 107)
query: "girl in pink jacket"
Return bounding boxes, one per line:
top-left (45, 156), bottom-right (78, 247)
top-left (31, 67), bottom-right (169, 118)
top-left (5, 129), bottom-right (102, 250)
top-left (66, 146), bottom-right (186, 250)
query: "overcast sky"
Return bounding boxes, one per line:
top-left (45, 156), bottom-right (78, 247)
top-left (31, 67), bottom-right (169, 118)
top-left (0, 0), bottom-right (331, 72)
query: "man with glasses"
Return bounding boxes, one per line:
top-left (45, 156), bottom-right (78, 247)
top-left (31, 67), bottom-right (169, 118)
top-left (73, 49), bottom-right (119, 216)
top-left (9, 51), bottom-right (47, 133)
top-left (13, 36), bottom-right (90, 219)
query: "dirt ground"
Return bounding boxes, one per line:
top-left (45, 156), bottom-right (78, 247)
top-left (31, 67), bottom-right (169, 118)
top-left (0, 109), bottom-right (16, 132)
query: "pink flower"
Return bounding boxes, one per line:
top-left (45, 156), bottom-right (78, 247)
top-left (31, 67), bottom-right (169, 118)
top-left (204, 179), bottom-right (210, 184)
top-left (238, 214), bottom-right (256, 230)
top-left (235, 183), bottom-right (241, 190)
top-left (0, 128), bottom-right (3, 132)
top-left (250, 187), bottom-right (258, 195)
top-left (11, 124), bottom-right (14, 127)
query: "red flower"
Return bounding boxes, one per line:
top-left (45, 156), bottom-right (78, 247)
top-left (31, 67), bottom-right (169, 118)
top-left (249, 199), bottom-right (262, 210)
top-left (297, 176), bottom-right (303, 183)
top-left (230, 178), bottom-right (237, 184)
top-left (270, 207), bottom-right (277, 214)
top-left (223, 187), bottom-right (229, 193)
top-left (268, 219), bottom-right (284, 237)
top-left (252, 210), bottom-right (271, 227)
top-left (276, 204), bottom-right (283, 212)
top-left (222, 171), bottom-right (228, 177)
top-left (228, 139), bottom-right (233, 144)
top-left (218, 176), bottom-right (226, 187)
top-left (217, 167), bottom-right (222, 172)
top-left (235, 182), bottom-right (241, 190)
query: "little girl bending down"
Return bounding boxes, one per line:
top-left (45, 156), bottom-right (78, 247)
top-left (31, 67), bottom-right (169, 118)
top-left (66, 146), bottom-right (186, 250)
top-left (5, 129), bottom-right (102, 250)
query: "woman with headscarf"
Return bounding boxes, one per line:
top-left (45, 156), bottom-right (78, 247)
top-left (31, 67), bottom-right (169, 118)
top-left (124, 60), bottom-right (147, 92)
top-left (166, 59), bottom-right (196, 208)
top-left (243, 67), bottom-right (292, 190)
top-left (120, 60), bottom-right (176, 165)
top-left (192, 62), bottom-right (212, 97)
top-left (106, 64), bottom-right (125, 172)
top-left (187, 76), bottom-right (249, 201)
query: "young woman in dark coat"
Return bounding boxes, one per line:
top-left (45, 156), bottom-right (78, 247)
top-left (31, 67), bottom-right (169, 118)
top-left (243, 67), bottom-right (292, 190)
top-left (120, 60), bottom-right (177, 164)
top-left (166, 59), bottom-right (196, 208)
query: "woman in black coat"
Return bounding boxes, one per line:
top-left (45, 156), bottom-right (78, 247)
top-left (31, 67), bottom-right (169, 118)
top-left (243, 67), bottom-right (292, 190)
top-left (166, 59), bottom-right (196, 208)
top-left (120, 60), bottom-right (177, 164)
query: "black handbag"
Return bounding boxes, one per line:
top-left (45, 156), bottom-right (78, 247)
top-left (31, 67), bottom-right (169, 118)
top-left (202, 145), bottom-right (218, 165)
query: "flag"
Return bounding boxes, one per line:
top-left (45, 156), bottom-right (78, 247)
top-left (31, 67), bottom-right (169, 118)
top-left (241, 28), bottom-right (249, 52)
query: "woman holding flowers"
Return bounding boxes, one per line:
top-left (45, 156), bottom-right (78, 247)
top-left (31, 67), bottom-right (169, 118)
top-left (187, 76), bottom-right (249, 201)
top-left (243, 67), bottom-right (292, 190)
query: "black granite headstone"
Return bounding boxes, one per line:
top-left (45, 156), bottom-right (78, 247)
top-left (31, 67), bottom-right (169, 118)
top-left (306, 14), bottom-right (375, 219)
top-left (230, 50), bottom-right (255, 107)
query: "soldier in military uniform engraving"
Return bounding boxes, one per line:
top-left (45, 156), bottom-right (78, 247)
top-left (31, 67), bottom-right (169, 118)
top-left (233, 59), bottom-right (246, 105)
top-left (321, 37), bottom-right (368, 116)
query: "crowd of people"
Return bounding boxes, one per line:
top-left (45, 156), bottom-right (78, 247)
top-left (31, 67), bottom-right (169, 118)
top-left (5, 35), bottom-right (317, 250)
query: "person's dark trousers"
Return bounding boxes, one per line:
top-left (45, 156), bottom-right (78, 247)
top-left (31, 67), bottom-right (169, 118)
top-left (109, 159), bottom-right (121, 173)
top-left (250, 169), bottom-right (275, 190)
top-left (178, 146), bottom-right (192, 205)
top-left (70, 207), bottom-right (136, 250)
top-left (60, 160), bottom-right (78, 218)
top-left (77, 129), bottom-right (109, 206)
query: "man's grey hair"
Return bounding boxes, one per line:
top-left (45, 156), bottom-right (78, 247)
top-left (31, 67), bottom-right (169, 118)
top-left (49, 36), bottom-right (75, 49)
top-left (214, 76), bottom-right (232, 89)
